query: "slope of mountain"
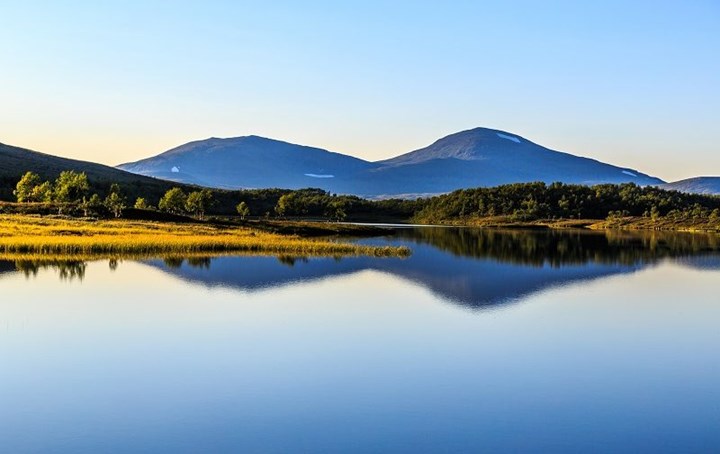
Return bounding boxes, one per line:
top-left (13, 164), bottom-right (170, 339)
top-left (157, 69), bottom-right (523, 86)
top-left (661, 177), bottom-right (720, 195)
top-left (369, 128), bottom-right (663, 193)
top-left (118, 128), bottom-right (665, 197)
top-left (0, 141), bottom-right (184, 201)
top-left (119, 136), bottom-right (377, 192)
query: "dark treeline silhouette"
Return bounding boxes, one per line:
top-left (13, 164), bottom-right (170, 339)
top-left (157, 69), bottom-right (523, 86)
top-left (413, 182), bottom-right (720, 224)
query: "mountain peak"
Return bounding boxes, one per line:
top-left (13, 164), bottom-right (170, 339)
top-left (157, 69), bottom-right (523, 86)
top-left (118, 127), bottom-right (665, 196)
top-left (380, 127), bottom-right (536, 167)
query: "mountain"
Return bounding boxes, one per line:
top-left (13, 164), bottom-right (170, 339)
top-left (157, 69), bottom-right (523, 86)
top-left (118, 136), bottom-right (377, 192)
top-left (362, 128), bottom-right (664, 196)
top-left (118, 128), bottom-right (665, 197)
top-left (661, 177), bottom-right (720, 195)
top-left (0, 141), bottom-right (186, 201)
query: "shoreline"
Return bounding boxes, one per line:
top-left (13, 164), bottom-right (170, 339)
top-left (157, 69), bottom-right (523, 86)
top-left (0, 215), bottom-right (410, 259)
top-left (412, 216), bottom-right (720, 233)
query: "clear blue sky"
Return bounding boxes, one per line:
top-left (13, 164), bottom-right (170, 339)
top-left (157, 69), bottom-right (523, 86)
top-left (1, 1), bottom-right (718, 181)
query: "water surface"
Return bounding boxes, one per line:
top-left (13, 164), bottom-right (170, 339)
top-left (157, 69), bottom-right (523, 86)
top-left (1, 228), bottom-right (719, 453)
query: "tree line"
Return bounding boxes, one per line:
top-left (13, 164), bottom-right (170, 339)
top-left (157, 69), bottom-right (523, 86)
top-left (412, 182), bottom-right (720, 223)
top-left (14, 171), bottom-right (129, 217)
top-left (10, 171), bottom-right (418, 221)
top-left (11, 172), bottom-right (720, 224)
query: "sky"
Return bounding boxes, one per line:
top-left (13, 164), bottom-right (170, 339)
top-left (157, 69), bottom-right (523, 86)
top-left (0, 0), bottom-right (718, 182)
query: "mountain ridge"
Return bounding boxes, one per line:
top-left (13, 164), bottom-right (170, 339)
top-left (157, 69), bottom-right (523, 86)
top-left (119, 127), bottom-right (665, 197)
top-left (119, 135), bottom-right (376, 190)
top-left (661, 177), bottom-right (720, 195)
top-left (0, 141), bottom-right (196, 201)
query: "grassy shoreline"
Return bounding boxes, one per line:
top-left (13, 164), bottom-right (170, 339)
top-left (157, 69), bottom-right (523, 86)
top-left (0, 215), bottom-right (410, 259)
top-left (2, 210), bottom-right (716, 264)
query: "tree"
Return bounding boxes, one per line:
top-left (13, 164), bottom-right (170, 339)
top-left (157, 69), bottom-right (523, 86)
top-left (14, 172), bottom-right (42, 202)
top-left (185, 189), bottom-right (214, 219)
top-left (30, 181), bottom-right (54, 203)
top-left (104, 192), bottom-right (126, 218)
top-left (88, 193), bottom-right (103, 208)
top-left (102, 184), bottom-right (127, 218)
top-left (710, 209), bottom-right (720, 223)
top-left (236, 201), bottom-right (250, 220)
top-left (275, 194), bottom-right (292, 217)
top-left (650, 205), bottom-right (661, 222)
top-left (80, 193), bottom-right (103, 217)
top-left (108, 183), bottom-right (122, 195)
top-left (326, 200), bottom-right (347, 222)
top-left (158, 188), bottom-right (187, 214)
top-left (79, 197), bottom-right (92, 217)
top-left (134, 197), bottom-right (151, 210)
top-left (54, 171), bottom-right (89, 204)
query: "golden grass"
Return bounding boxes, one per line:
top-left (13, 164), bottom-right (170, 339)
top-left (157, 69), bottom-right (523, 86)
top-left (0, 215), bottom-right (410, 258)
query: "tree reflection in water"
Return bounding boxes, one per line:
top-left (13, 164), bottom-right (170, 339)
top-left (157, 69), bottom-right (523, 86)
top-left (2, 228), bottom-right (719, 308)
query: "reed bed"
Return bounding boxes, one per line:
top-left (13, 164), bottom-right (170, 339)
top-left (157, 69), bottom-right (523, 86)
top-left (0, 215), bottom-right (410, 258)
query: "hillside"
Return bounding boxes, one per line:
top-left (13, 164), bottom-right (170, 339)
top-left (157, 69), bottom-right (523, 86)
top-left (118, 128), bottom-right (666, 197)
top-left (373, 128), bottom-right (664, 191)
top-left (0, 141), bottom-right (417, 220)
top-left (661, 177), bottom-right (720, 195)
top-left (0, 141), bottom-right (184, 201)
top-left (119, 136), bottom-right (377, 193)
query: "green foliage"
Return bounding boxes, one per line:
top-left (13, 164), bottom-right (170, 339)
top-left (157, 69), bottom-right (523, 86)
top-left (9, 169), bottom-right (419, 221)
top-left (78, 197), bottom-right (92, 217)
top-left (14, 172), bottom-right (43, 202)
top-left (54, 171), bottom-right (90, 204)
top-left (31, 181), bottom-right (54, 203)
top-left (650, 205), bottom-right (661, 222)
top-left (414, 182), bottom-right (720, 224)
top-left (236, 201), bottom-right (250, 220)
top-left (89, 193), bottom-right (102, 207)
top-left (104, 185), bottom-right (127, 218)
top-left (326, 199), bottom-right (348, 221)
top-left (15, 166), bottom-right (718, 228)
top-left (158, 188), bottom-right (187, 215)
top-left (185, 189), bottom-right (214, 219)
top-left (275, 193), bottom-right (292, 217)
top-left (134, 197), bottom-right (151, 210)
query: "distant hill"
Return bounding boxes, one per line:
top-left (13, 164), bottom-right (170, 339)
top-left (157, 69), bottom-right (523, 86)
top-left (661, 177), bottom-right (720, 195)
top-left (119, 127), bottom-right (665, 197)
top-left (119, 136), bottom-right (376, 192)
top-left (0, 141), bottom-right (185, 201)
top-left (0, 141), bottom-right (370, 217)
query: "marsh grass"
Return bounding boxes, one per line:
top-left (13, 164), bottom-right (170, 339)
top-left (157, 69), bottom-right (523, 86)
top-left (0, 215), bottom-right (410, 258)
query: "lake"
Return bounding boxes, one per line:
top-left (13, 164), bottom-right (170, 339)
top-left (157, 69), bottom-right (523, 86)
top-left (1, 227), bottom-right (719, 453)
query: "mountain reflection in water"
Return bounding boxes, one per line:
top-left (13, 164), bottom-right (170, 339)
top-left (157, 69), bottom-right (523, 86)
top-left (2, 227), bottom-right (719, 308)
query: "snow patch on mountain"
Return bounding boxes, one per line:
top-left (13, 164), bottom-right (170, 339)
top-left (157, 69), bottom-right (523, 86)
top-left (305, 173), bottom-right (335, 178)
top-left (622, 170), bottom-right (637, 177)
top-left (496, 133), bottom-right (521, 143)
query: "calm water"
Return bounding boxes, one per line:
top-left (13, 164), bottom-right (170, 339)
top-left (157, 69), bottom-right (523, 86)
top-left (1, 228), bottom-right (720, 453)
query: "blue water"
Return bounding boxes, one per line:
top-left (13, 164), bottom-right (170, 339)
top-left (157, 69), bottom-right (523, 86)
top-left (1, 228), bottom-right (719, 453)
